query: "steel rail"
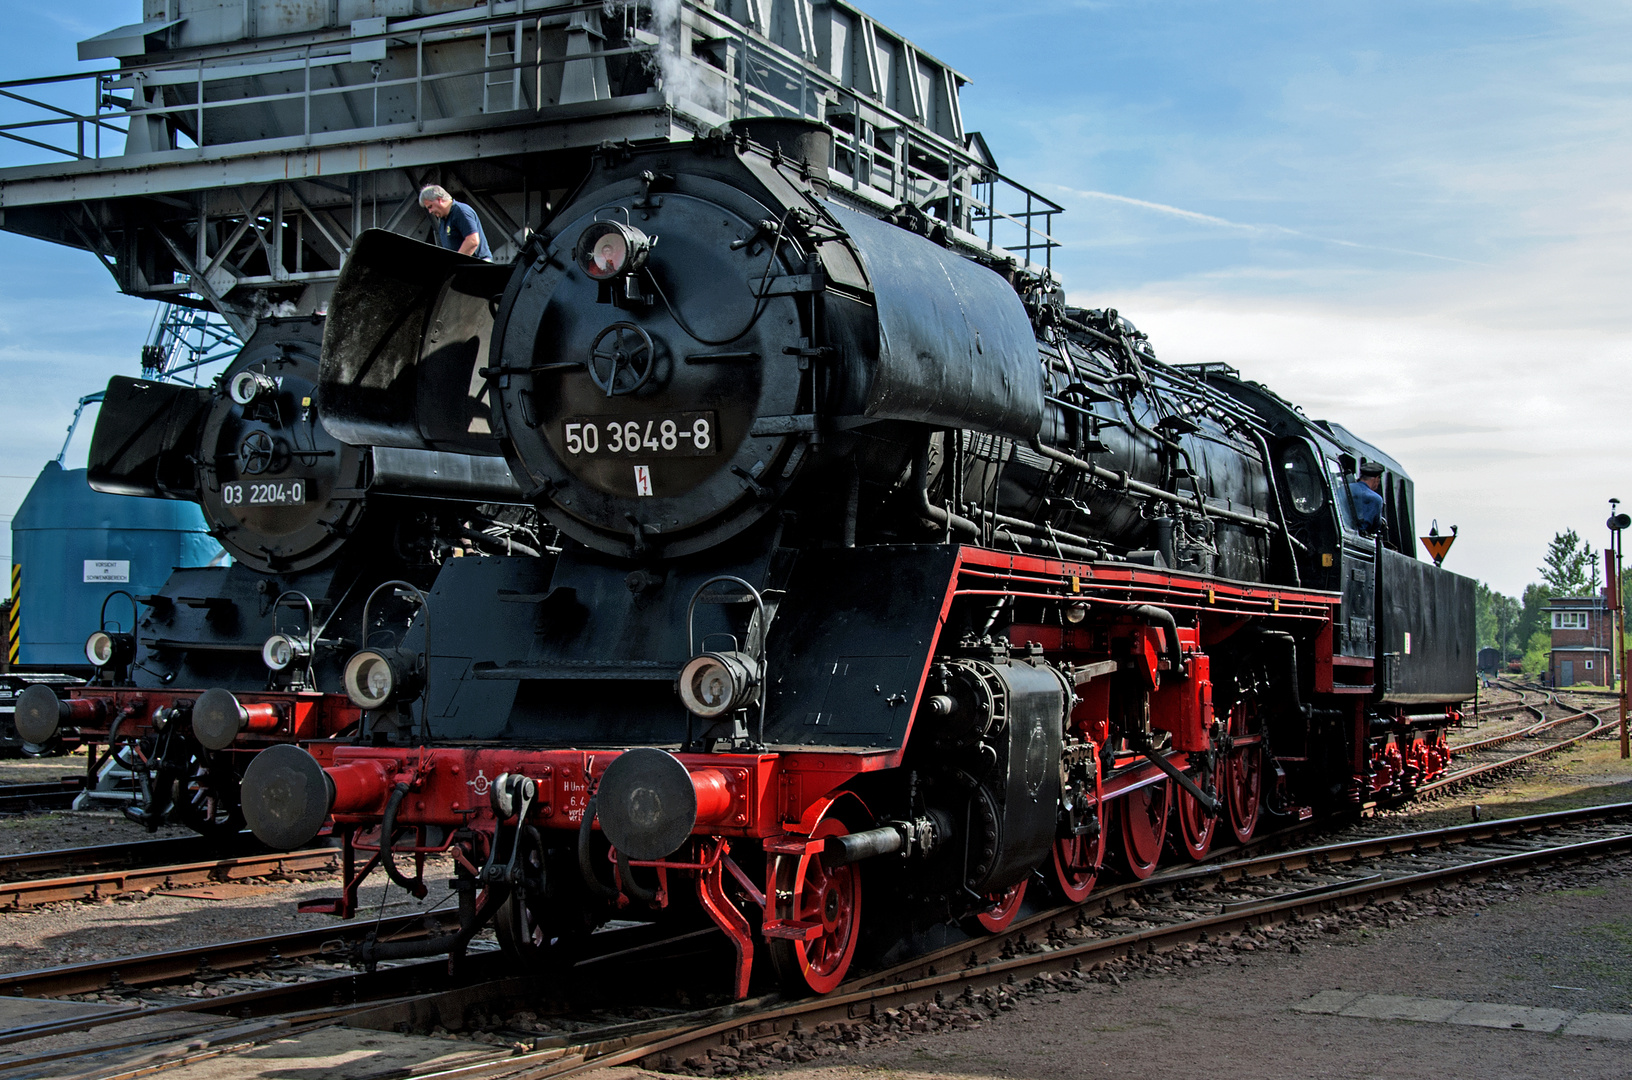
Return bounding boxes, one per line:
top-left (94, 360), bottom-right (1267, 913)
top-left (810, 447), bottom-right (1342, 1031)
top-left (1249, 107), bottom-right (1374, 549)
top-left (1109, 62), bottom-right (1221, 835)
top-left (0, 709), bottom-right (1601, 1070)
top-left (0, 779), bottom-right (82, 813)
top-left (847, 799), bottom-right (1632, 995)
top-left (310, 802), bottom-right (1632, 1080)
top-left (1421, 709), bottom-right (1617, 797)
top-left (0, 848), bottom-right (337, 910)
top-left (13, 803), bottom-right (1630, 1076)
top-left (0, 906), bottom-right (460, 999)
top-left (525, 811), bottom-right (1632, 1078)
top-left (0, 921), bottom-right (728, 1059)
top-left (0, 947), bottom-right (485, 1050)
top-left (0, 833), bottom-right (260, 882)
top-left (1449, 700), bottom-right (1596, 754)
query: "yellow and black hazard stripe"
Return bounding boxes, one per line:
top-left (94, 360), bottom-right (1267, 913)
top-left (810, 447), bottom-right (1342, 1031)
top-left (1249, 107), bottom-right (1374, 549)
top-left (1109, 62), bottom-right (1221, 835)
top-left (7, 563), bottom-right (19, 666)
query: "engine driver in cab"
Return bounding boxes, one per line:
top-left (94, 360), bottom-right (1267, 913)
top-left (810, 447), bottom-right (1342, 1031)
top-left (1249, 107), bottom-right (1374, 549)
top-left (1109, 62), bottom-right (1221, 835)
top-left (1349, 460), bottom-right (1386, 533)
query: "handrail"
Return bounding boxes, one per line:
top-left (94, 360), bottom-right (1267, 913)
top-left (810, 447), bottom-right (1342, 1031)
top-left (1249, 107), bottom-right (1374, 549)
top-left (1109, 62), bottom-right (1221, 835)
top-left (0, 4), bottom-right (1065, 273)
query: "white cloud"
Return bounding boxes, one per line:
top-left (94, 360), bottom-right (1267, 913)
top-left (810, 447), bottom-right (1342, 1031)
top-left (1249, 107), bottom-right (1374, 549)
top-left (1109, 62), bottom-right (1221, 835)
top-left (1046, 184), bottom-right (1486, 266)
top-left (1108, 292), bottom-right (1628, 596)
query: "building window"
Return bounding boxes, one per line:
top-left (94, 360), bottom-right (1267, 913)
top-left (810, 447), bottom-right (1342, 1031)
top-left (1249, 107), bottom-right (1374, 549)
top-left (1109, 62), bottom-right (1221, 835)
top-left (1552, 611), bottom-right (1590, 629)
top-left (1585, 659), bottom-right (1595, 670)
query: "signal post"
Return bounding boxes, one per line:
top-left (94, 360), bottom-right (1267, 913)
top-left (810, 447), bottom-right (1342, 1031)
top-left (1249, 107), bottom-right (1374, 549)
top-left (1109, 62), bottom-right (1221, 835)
top-left (1610, 501), bottom-right (1629, 758)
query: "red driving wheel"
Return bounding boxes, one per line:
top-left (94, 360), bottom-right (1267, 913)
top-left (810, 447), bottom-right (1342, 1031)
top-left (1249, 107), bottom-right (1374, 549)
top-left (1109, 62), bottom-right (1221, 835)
top-left (1221, 700), bottom-right (1263, 844)
top-left (1053, 762), bottom-right (1106, 902)
top-left (973, 879), bottom-right (1027, 933)
top-left (768, 817), bottom-right (862, 994)
top-left (1173, 767), bottom-right (1217, 861)
top-left (1052, 826), bottom-right (1107, 903)
top-left (1120, 778), bottom-right (1172, 879)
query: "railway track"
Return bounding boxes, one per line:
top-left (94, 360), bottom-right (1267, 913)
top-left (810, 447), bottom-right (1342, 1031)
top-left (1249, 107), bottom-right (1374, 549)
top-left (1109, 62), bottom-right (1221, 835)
top-left (0, 694), bottom-right (1618, 1078)
top-left (0, 847), bottom-right (337, 910)
top-left (0, 778), bottom-right (82, 813)
top-left (1427, 701), bottom-right (1616, 797)
top-left (11, 800), bottom-right (1628, 1080)
top-left (548, 800), bottom-right (1632, 1078)
top-left (0, 833), bottom-right (263, 882)
top-left (0, 906), bottom-right (469, 1050)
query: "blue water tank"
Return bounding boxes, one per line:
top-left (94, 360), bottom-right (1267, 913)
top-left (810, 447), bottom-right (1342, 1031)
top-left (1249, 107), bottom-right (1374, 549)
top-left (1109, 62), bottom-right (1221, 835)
top-left (11, 462), bottom-right (224, 668)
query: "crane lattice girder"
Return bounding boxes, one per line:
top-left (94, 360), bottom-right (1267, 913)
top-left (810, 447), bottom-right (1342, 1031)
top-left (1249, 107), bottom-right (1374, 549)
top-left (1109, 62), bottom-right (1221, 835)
top-left (0, 1), bottom-right (1059, 336)
top-left (0, 103), bottom-right (678, 335)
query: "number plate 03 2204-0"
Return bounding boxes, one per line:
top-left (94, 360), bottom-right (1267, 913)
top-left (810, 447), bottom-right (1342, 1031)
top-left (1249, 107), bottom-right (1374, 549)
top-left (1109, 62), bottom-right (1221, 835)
top-left (561, 413), bottom-right (716, 458)
top-left (221, 480), bottom-right (306, 506)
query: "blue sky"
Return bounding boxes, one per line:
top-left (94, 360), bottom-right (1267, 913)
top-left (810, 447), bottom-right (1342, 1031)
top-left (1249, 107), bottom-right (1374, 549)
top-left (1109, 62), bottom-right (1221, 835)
top-left (1, 1), bottom-right (1628, 595)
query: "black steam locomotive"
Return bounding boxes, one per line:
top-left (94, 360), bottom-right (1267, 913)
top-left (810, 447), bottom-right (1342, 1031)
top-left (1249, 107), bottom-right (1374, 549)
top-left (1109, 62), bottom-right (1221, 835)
top-left (15, 316), bottom-right (538, 834)
top-left (237, 121), bottom-right (1473, 996)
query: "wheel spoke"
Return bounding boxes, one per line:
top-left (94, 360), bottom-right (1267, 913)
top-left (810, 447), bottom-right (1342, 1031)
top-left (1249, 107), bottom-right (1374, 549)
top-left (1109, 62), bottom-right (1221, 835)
top-left (769, 817), bottom-right (861, 995)
top-left (1120, 779), bottom-right (1171, 879)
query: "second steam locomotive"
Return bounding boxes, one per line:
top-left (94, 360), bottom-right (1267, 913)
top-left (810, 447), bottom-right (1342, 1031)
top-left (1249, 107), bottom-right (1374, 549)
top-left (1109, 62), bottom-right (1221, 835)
top-left (15, 316), bottom-right (537, 834)
top-left (220, 120), bottom-right (1471, 997)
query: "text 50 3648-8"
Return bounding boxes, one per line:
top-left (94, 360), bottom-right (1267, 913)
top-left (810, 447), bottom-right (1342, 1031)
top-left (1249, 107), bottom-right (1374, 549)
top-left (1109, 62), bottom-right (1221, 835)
top-left (562, 412), bottom-right (716, 458)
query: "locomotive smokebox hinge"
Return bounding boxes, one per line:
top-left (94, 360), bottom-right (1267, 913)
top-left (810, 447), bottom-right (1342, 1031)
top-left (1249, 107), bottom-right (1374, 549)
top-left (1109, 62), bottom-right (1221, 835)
top-left (750, 414), bottom-right (818, 436)
top-left (782, 343), bottom-right (832, 371)
top-left (782, 344), bottom-right (834, 359)
top-left (752, 269), bottom-right (826, 297)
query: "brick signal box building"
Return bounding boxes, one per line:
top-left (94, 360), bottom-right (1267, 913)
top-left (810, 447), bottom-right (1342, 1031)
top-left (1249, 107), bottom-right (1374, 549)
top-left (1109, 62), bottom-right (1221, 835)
top-left (1546, 594), bottom-right (1613, 687)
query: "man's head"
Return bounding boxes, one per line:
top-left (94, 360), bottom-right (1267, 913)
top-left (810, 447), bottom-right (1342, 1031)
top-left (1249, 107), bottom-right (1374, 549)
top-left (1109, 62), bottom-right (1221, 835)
top-left (419, 184), bottom-right (453, 219)
top-left (1359, 461), bottom-right (1384, 491)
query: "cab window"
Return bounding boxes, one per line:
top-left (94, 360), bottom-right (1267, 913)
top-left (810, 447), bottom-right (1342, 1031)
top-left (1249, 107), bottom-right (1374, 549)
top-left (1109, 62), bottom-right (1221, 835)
top-left (1277, 442), bottom-right (1326, 515)
top-left (1327, 457), bottom-right (1357, 529)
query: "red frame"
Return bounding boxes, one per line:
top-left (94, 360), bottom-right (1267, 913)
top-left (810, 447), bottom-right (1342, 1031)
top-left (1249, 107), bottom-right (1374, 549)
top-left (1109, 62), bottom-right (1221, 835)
top-left (281, 546), bottom-right (1460, 997)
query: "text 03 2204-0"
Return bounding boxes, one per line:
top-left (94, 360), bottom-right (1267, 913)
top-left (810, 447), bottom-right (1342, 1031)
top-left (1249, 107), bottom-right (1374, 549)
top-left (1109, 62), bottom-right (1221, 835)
top-left (221, 480), bottom-right (306, 506)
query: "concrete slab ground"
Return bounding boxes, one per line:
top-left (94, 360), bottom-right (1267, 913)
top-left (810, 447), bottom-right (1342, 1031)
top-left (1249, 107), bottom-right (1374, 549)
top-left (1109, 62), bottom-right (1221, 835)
top-left (153, 1026), bottom-right (509, 1080)
top-left (1295, 990), bottom-right (1614, 1035)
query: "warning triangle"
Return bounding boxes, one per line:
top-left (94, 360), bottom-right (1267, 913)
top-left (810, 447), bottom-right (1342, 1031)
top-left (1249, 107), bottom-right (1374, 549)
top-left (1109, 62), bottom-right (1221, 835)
top-left (1421, 534), bottom-right (1456, 564)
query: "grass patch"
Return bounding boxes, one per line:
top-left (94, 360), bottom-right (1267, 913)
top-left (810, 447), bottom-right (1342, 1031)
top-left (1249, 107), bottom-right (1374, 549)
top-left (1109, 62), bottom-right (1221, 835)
top-left (1590, 920), bottom-right (1632, 948)
top-left (0, 811), bottom-right (66, 831)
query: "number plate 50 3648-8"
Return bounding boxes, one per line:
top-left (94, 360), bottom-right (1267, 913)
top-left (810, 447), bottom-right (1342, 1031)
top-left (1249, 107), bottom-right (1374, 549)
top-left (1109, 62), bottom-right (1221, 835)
top-left (562, 412), bottom-right (716, 458)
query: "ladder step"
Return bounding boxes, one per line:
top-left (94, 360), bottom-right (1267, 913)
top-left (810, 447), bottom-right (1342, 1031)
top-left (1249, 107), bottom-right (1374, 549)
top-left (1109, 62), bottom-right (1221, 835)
top-left (762, 919), bottom-right (823, 942)
top-left (764, 835), bottom-right (826, 857)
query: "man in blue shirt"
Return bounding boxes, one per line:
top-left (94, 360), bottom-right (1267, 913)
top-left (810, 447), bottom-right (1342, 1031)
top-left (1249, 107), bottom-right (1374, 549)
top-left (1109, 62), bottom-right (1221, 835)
top-left (419, 184), bottom-right (491, 260)
top-left (1348, 461), bottom-right (1385, 533)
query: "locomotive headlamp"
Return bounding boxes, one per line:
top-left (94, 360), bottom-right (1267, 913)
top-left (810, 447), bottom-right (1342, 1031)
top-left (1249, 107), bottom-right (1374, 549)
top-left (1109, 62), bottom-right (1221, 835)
top-left (1065, 601), bottom-right (1090, 624)
top-left (84, 630), bottom-right (135, 670)
top-left (343, 647), bottom-right (424, 710)
top-left (262, 633), bottom-right (311, 672)
top-left (678, 651), bottom-right (762, 719)
top-left (575, 221), bottom-right (650, 281)
top-left (229, 370), bottom-right (277, 406)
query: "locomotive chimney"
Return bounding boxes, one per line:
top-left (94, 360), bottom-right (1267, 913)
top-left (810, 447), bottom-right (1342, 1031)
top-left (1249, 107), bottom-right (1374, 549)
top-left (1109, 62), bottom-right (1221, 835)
top-left (730, 118), bottom-right (832, 191)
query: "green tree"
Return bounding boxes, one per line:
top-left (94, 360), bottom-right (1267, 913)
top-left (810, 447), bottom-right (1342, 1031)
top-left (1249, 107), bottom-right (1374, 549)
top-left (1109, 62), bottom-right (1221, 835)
top-left (1520, 630), bottom-right (1551, 677)
top-left (1516, 582), bottom-right (1553, 649)
top-left (1539, 529), bottom-right (1601, 596)
top-left (1475, 582), bottom-right (1522, 660)
top-left (1491, 591), bottom-right (1521, 661)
